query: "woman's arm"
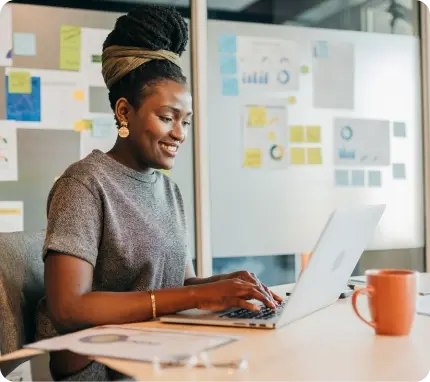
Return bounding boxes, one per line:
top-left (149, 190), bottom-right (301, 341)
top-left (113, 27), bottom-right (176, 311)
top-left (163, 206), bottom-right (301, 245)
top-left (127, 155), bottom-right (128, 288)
top-left (46, 253), bottom-right (199, 333)
top-left (183, 259), bottom-right (222, 285)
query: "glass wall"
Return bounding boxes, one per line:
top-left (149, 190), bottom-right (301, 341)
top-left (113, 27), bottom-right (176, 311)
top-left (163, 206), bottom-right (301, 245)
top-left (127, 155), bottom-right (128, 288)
top-left (207, 0), bottom-right (424, 285)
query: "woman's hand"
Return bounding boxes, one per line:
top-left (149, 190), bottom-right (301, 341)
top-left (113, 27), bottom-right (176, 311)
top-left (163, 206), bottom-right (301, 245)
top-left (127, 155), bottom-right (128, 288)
top-left (218, 270), bottom-right (283, 305)
top-left (192, 277), bottom-right (282, 312)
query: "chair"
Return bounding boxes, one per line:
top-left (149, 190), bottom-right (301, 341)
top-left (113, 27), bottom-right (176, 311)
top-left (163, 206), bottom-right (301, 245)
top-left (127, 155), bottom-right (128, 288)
top-left (0, 231), bottom-right (45, 377)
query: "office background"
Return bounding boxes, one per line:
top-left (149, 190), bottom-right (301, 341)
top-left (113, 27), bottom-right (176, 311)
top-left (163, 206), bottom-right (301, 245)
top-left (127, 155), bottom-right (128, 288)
top-left (0, 0), bottom-right (427, 288)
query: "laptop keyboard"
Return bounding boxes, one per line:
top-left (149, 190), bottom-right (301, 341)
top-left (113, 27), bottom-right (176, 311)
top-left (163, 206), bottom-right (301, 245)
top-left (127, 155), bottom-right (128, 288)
top-left (221, 300), bottom-right (286, 320)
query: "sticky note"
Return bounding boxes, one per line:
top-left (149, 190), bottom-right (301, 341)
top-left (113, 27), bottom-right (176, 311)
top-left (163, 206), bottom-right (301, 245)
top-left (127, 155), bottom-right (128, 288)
top-left (335, 170), bottom-right (349, 186)
top-left (0, 208), bottom-right (21, 215)
top-left (300, 65), bottom-right (309, 74)
top-left (244, 148), bottom-right (262, 168)
top-left (218, 34), bottom-right (237, 54)
top-left (73, 90), bottom-right (85, 101)
top-left (6, 77), bottom-right (41, 122)
top-left (392, 163), bottom-right (406, 179)
top-left (13, 32), bottom-right (36, 56)
top-left (222, 77), bottom-right (239, 96)
top-left (314, 41), bottom-right (329, 58)
top-left (393, 122), bottom-right (406, 137)
top-left (290, 148), bottom-right (305, 165)
top-left (92, 117), bottom-right (115, 138)
top-left (307, 148), bottom-right (322, 165)
top-left (268, 131), bottom-right (277, 141)
top-left (306, 126), bottom-right (321, 143)
top-left (288, 96), bottom-right (296, 105)
top-left (159, 169), bottom-right (171, 177)
top-left (351, 170), bottom-right (365, 187)
top-left (91, 55), bottom-right (102, 63)
top-left (290, 126), bottom-right (305, 143)
top-left (219, 54), bottom-right (237, 75)
top-left (8, 72), bottom-right (31, 94)
top-left (248, 107), bottom-right (267, 127)
top-left (368, 170), bottom-right (382, 187)
top-left (73, 119), bottom-right (92, 132)
top-left (60, 25), bottom-right (81, 71)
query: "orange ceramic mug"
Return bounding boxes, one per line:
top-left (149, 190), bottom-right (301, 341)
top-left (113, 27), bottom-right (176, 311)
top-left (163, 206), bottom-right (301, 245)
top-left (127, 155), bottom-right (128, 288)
top-left (352, 269), bottom-right (417, 336)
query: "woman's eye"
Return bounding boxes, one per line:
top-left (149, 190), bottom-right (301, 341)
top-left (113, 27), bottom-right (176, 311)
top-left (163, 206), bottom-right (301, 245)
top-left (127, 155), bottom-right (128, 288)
top-left (160, 116), bottom-right (173, 123)
top-left (182, 121), bottom-right (191, 127)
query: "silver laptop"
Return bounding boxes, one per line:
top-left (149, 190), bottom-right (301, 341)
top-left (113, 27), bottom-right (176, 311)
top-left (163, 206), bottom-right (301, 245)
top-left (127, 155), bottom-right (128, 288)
top-left (161, 204), bottom-right (385, 329)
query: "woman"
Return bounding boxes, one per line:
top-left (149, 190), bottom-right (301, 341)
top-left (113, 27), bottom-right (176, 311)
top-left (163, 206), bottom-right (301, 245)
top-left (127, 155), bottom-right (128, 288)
top-left (35, 4), bottom-right (282, 381)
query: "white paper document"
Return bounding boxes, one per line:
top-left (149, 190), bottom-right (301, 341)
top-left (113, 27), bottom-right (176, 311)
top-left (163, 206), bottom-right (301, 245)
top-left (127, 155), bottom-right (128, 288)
top-left (81, 28), bottom-right (110, 86)
top-left (238, 36), bottom-right (299, 93)
top-left (26, 326), bottom-right (238, 362)
top-left (0, 122), bottom-right (18, 181)
top-left (0, 201), bottom-right (24, 232)
top-left (5, 68), bottom-right (88, 130)
top-left (242, 104), bottom-right (288, 170)
top-left (417, 296), bottom-right (430, 316)
top-left (0, 5), bottom-right (12, 67)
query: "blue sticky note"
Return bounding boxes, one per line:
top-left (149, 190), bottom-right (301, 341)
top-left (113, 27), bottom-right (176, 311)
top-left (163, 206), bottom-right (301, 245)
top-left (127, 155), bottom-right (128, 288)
top-left (351, 170), bottom-right (365, 187)
top-left (218, 34), bottom-right (237, 54)
top-left (6, 76), bottom-right (41, 122)
top-left (368, 170), bottom-right (382, 187)
top-left (392, 163), bottom-right (406, 179)
top-left (13, 33), bottom-right (36, 56)
top-left (92, 117), bottom-right (115, 138)
top-left (335, 170), bottom-right (349, 186)
top-left (314, 41), bottom-right (329, 58)
top-left (219, 54), bottom-right (237, 75)
top-left (393, 122), bottom-right (406, 137)
top-left (222, 77), bottom-right (239, 97)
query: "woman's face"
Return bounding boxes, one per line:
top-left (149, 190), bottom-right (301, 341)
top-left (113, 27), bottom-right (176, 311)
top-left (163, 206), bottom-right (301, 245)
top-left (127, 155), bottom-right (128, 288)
top-left (118, 80), bottom-right (193, 170)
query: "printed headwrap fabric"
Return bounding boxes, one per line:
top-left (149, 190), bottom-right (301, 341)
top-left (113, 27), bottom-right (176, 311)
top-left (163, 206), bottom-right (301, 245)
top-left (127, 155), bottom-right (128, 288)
top-left (102, 45), bottom-right (182, 89)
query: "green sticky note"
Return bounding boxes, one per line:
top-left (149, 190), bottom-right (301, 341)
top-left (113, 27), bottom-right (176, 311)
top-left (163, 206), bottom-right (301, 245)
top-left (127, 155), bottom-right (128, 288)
top-left (60, 25), bottom-right (81, 71)
top-left (8, 71), bottom-right (32, 94)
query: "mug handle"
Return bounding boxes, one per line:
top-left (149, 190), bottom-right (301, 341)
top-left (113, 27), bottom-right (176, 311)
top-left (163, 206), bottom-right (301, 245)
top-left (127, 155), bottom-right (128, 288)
top-left (352, 287), bottom-right (376, 329)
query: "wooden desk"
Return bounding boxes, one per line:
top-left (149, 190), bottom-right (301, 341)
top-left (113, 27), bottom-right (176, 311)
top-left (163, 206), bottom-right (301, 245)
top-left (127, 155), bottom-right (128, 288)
top-left (94, 283), bottom-right (430, 381)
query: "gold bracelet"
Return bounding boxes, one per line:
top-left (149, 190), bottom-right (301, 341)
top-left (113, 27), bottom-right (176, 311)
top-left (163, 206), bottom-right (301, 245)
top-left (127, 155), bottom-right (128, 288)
top-left (149, 291), bottom-right (156, 319)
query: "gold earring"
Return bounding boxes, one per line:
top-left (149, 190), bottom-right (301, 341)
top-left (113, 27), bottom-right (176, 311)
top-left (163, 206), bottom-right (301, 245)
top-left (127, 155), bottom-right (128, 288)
top-left (118, 121), bottom-right (130, 138)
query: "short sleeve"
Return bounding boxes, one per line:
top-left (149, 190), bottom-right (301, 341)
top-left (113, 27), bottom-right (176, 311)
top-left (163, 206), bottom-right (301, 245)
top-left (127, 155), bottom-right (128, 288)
top-left (43, 177), bottom-right (102, 267)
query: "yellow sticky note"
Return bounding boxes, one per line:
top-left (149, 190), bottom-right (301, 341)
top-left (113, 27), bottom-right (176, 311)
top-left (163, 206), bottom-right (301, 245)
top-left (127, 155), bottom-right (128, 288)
top-left (159, 169), bottom-right (171, 176)
top-left (300, 65), bottom-right (309, 74)
top-left (307, 148), bottom-right (322, 165)
top-left (0, 208), bottom-right (21, 215)
top-left (8, 71), bottom-right (31, 94)
top-left (288, 96), bottom-right (296, 105)
top-left (73, 119), bottom-right (92, 132)
top-left (268, 131), bottom-right (277, 141)
top-left (244, 148), bottom-right (262, 168)
top-left (306, 126), bottom-right (321, 143)
top-left (248, 107), bottom-right (267, 127)
top-left (290, 148), bottom-right (305, 165)
top-left (60, 25), bottom-right (81, 71)
top-left (73, 90), bottom-right (85, 101)
top-left (290, 126), bottom-right (305, 143)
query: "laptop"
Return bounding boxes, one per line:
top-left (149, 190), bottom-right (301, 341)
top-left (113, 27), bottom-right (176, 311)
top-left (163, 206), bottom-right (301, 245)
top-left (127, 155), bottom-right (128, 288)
top-left (161, 204), bottom-right (386, 329)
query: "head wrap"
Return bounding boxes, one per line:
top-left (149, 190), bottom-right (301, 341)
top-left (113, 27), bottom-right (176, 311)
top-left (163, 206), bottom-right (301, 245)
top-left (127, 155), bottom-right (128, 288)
top-left (102, 45), bottom-right (182, 89)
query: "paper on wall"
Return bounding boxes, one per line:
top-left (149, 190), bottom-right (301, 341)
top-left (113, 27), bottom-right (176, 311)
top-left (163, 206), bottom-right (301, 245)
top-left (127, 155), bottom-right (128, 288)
top-left (0, 4), bottom-right (12, 66)
top-left (26, 326), bottom-right (238, 363)
top-left (313, 41), bottom-right (354, 109)
top-left (81, 28), bottom-right (110, 86)
top-left (60, 26), bottom-right (81, 71)
top-left (242, 104), bottom-right (288, 170)
top-left (0, 122), bottom-right (18, 181)
top-left (13, 32), bottom-right (37, 57)
top-left (5, 68), bottom-right (88, 129)
top-left (238, 37), bottom-right (299, 93)
top-left (0, 201), bottom-right (23, 232)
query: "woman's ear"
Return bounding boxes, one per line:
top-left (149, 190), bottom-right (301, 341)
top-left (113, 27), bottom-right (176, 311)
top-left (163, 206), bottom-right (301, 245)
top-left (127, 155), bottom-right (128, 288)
top-left (115, 97), bottom-right (131, 123)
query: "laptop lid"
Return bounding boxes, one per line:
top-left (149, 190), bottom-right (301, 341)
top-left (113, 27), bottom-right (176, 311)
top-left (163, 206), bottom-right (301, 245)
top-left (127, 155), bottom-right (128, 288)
top-left (276, 204), bottom-right (385, 327)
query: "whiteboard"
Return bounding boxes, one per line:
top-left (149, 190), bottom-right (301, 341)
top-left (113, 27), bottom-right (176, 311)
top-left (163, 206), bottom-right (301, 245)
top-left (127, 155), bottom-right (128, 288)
top-left (208, 20), bottom-right (424, 258)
